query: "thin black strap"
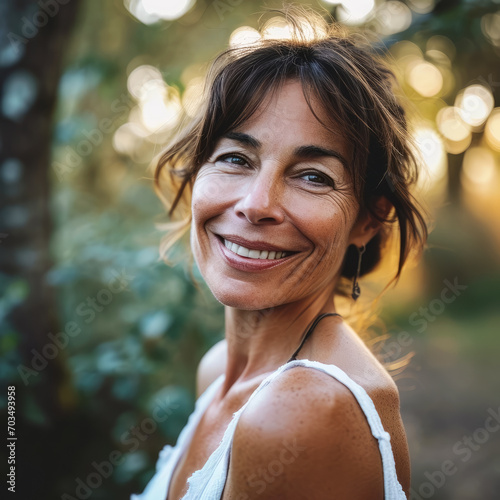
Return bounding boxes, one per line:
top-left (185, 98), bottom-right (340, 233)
top-left (287, 312), bottom-right (341, 363)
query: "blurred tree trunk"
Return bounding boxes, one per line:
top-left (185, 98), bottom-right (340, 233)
top-left (0, 1), bottom-right (81, 498)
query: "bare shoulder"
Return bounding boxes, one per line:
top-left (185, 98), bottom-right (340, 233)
top-left (196, 338), bottom-right (227, 398)
top-left (222, 366), bottom-right (395, 500)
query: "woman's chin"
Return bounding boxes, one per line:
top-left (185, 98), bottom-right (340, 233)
top-left (211, 288), bottom-right (283, 311)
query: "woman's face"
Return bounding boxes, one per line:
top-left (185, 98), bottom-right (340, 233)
top-left (190, 79), bottom-right (364, 310)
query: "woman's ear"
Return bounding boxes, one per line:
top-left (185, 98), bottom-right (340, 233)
top-left (348, 196), bottom-right (393, 247)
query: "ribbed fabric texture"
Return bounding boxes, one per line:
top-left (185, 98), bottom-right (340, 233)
top-left (131, 359), bottom-right (407, 500)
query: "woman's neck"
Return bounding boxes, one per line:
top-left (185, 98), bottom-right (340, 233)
top-left (221, 287), bottom-right (338, 395)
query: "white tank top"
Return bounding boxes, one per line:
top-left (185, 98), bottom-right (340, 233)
top-left (131, 358), bottom-right (407, 500)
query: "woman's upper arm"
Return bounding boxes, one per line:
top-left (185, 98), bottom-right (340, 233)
top-left (222, 367), bottom-right (385, 500)
top-left (196, 338), bottom-right (227, 398)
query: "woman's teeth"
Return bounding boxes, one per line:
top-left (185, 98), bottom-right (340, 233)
top-left (223, 239), bottom-right (288, 260)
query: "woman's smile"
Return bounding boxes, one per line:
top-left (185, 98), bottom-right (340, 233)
top-left (212, 231), bottom-right (300, 272)
top-left (218, 233), bottom-right (297, 258)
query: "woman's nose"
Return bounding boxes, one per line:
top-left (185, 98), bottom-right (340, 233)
top-left (233, 170), bottom-right (285, 225)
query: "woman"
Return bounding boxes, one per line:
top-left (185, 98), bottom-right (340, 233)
top-left (132, 6), bottom-right (427, 500)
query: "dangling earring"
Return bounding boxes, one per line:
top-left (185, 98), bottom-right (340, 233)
top-left (351, 244), bottom-right (366, 301)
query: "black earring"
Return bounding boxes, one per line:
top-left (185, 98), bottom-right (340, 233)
top-left (351, 244), bottom-right (366, 301)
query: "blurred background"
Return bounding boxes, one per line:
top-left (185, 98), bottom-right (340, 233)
top-left (1, 0), bottom-right (499, 499)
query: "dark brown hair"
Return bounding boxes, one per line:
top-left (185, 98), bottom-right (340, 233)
top-left (154, 5), bottom-right (428, 298)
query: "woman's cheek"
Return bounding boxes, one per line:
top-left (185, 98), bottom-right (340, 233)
top-left (195, 166), bottom-right (243, 203)
top-left (193, 173), bottom-right (223, 207)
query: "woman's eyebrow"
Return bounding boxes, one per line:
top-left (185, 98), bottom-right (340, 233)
top-left (294, 145), bottom-right (348, 169)
top-left (221, 131), bottom-right (261, 149)
top-left (220, 131), bottom-right (348, 168)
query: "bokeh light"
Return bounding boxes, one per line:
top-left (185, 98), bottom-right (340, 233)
top-left (336, 0), bottom-right (376, 25)
top-left (425, 49), bottom-right (450, 67)
top-left (375, 1), bottom-right (412, 35)
top-left (127, 65), bottom-right (163, 101)
top-left (142, 0), bottom-right (195, 20)
top-left (412, 127), bottom-right (446, 189)
top-left (123, 63), bottom-right (184, 152)
top-left (229, 26), bottom-right (262, 47)
top-left (426, 35), bottom-right (456, 61)
top-left (261, 16), bottom-right (294, 40)
top-left (124, 0), bottom-right (195, 24)
top-left (437, 106), bottom-right (472, 154)
top-left (462, 147), bottom-right (497, 190)
top-left (261, 16), bottom-right (326, 41)
top-left (455, 85), bottom-right (494, 128)
top-left (390, 40), bottom-right (423, 60)
top-left (484, 108), bottom-right (500, 151)
top-left (389, 40), bottom-right (422, 81)
top-left (113, 122), bottom-right (148, 156)
top-left (481, 10), bottom-right (500, 47)
top-left (406, 0), bottom-right (435, 14)
top-left (407, 61), bottom-right (443, 97)
top-left (139, 86), bottom-right (181, 134)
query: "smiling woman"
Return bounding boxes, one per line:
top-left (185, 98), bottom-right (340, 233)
top-left (131, 5), bottom-right (428, 500)
top-left (191, 80), bottom-right (367, 311)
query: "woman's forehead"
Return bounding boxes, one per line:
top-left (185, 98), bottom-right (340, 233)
top-left (219, 80), bottom-right (351, 160)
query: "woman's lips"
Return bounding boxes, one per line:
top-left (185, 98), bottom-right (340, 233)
top-left (214, 234), bottom-right (297, 271)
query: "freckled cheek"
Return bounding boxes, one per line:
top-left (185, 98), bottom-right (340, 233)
top-left (191, 175), bottom-right (230, 223)
top-left (295, 204), bottom-right (352, 264)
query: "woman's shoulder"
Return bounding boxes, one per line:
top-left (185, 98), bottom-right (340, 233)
top-left (223, 363), bottom-right (390, 499)
top-left (235, 359), bottom-right (400, 435)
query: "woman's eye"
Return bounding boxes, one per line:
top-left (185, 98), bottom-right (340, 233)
top-left (216, 154), bottom-right (247, 166)
top-left (301, 172), bottom-right (335, 187)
